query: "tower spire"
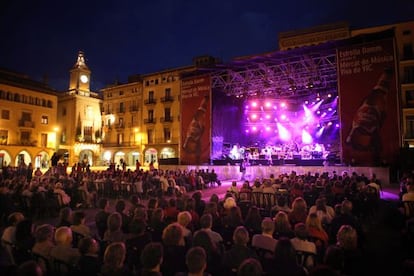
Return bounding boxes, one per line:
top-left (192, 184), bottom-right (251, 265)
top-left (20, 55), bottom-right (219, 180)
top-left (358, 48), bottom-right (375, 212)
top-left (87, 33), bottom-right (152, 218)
top-left (73, 51), bottom-right (89, 70)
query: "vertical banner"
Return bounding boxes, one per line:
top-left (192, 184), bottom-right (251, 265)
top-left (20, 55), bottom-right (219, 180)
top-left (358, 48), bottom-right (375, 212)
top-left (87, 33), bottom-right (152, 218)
top-left (181, 75), bottom-right (211, 165)
top-left (338, 37), bottom-right (399, 166)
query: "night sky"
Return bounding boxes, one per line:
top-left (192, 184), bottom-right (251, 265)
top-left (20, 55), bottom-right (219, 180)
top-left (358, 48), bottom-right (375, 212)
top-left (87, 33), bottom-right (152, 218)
top-left (1, 0), bottom-right (413, 92)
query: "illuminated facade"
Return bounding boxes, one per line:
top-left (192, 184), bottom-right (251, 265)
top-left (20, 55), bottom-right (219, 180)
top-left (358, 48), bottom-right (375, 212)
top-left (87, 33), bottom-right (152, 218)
top-left (100, 77), bottom-right (144, 167)
top-left (0, 69), bottom-right (58, 169)
top-left (57, 51), bottom-right (103, 166)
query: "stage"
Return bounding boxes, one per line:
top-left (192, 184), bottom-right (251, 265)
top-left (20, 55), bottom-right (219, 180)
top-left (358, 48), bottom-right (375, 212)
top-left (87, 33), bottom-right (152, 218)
top-left (160, 164), bottom-right (392, 187)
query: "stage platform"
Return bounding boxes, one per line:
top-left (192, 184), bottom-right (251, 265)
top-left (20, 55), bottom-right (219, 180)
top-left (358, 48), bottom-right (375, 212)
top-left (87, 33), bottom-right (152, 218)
top-left (160, 164), bottom-right (392, 187)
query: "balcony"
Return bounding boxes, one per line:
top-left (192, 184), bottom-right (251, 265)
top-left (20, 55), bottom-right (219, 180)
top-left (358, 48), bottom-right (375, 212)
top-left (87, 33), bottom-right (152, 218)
top-left (160, 116), bottom-right (173, 123)
top-left (115, 123), bottom-right (125, 129)
top-left (117, 108), bottom-right (126, 113)
top-left (154, 137), bottom-right (179, 144)
top-left (144, 118), bottom-right (157, 124)
top-left (102, 142), bottom-right (139, 147)
top-left (129, 106), bottom-right (139, 112)
top-left (161, 96), bottom-right (174, 102)
top-left (18, 120), bottom-right (35, 128)
top-left (144, 98), bottom-right (157, 105)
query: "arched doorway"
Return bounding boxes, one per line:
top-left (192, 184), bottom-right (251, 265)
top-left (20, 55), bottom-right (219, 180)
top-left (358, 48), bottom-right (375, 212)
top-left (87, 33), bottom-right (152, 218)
top-left (144, 148), bottom-right (158, 164)
top-left (129, 151), bottom-right (141, 167)
top-left (0, 150), bottom-right (12, 169)
top-left (34, 151), bottom-right (50, 169)
top-left (15, 150), bottom-right (31, 167)
top-left (114, 151), bottom-right (125, 167)
top-left (160, 147), bottom-right (175, 159)
top-left (79, 150), bottom-right (93, 167)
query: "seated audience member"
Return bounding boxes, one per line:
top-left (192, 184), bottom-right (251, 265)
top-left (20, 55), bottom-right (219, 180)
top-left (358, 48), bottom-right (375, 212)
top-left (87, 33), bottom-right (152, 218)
top-left (309, 197), bottom-right (335, 225)
top-left (288, 197), bottom-right (308, 227)
top-left (329, 199), bottom-right (363, 245)
top-left (32, 224), bottom-right (55, 264)
top-left (222, 226), bottom-right (258, 273)
top-left (336, 224), bottom-right (364, 275)
top-left (140, 242), bottom-right (163, 276)
top-left (77, 237), bottom-right (101, 275)
top-left (95, 198), bottom-right (110, 240)
top-left (192, 230), bottom-right (222, 275)
top-left (148, 208), bottom-right (168, 243)
top-left (178, 211), bottom-right (193, 247)
top-left (70, 211), bottom-right (91, 237)
top-left (125, 218), bottom-right (152, 272)
top-left (101, 242), bottom-right (132, 276)
top-left (56, 207), bottom-right (72, 228)
top-left (323, 245), bottom-right (346, 275)
top-left (1, 212), bottom-right (25, 244)
top-left (104, 212), bottom-right (125, 243)
top-left (271, 195), bottom-right (292, 215)
top-left (195, 214), bottom-right (223, 247)
top-left (16, 260), bottom-right (43, 276)
top-left (177, 246), bottom-right (209, 276)
top-left (252, 217), bottom-right (278, 253)
top-left (273, 211), bottom-right (295, 239)
top-left (115, 199), bottom-right (132, 234)
top-left (14, 218), bottom-right (36, 264)
top-left (244, 206), bottom-right (263, 235)
top-left (267, 237), bottom-right (307, 276)
top-left (54, 182), bottom-right (71, 205)
top-left (161, 223), bottom-right (188, 275)
top-left (306, 212), bottom-right (329, 249)
top-left (290, 222), bottom-right (317, 269)
top-left (50, 226), bottom-right (80, 265)
top-left (237, 258), bottom-right (263, 276)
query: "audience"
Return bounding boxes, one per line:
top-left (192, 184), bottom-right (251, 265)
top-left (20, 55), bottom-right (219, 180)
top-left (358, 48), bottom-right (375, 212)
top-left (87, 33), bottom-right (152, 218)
top-left (1, 167), bottom-right (410, 276)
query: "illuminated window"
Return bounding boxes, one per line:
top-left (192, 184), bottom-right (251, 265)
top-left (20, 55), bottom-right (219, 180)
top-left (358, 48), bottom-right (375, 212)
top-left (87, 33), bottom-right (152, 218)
top-left (41, 116), bottom-right (48, 124)
top-left (1, 110), bottom-right (10, 120)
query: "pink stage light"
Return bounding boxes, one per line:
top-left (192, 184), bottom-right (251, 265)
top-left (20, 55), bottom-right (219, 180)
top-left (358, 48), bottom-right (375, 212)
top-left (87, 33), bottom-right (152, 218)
top-left (265, 114), bottom-right (271, 119)
top-left (280, 114), bottom-right (287, 121)
top-left (277, 123), bottom-right (291, 141)
top-left (251, 101), bottom-right (258, 108)
top-left (280, 102), bottom-right (286, 108)
top-left (265, 126), bottom-right (271, 132)
top-left (302, 130), bottom-right (313, 144)
top-left (265, 101), bottom-right (272, 108)
top-left (252, 126), bottom-right (257, 132)
top-left (251, 114), bottom-right (258, 120)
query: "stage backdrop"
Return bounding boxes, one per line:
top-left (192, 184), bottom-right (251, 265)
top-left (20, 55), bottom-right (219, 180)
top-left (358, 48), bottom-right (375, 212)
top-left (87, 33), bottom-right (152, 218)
top-left (180, 75), bottom-right (211, 165)
top-left (338, 34), bottom-right (399, 166)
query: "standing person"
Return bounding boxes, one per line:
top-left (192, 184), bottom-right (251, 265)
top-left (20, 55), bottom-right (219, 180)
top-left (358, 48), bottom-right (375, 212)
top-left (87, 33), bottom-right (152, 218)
top-left (239, 159), bottom-right (248, 181)
top-left (135, 159), bottom-right (141, 172)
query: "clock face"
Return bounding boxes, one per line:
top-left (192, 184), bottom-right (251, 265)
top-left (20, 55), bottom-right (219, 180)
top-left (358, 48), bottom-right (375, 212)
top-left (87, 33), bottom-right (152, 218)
top-left (80, 74), bottom-right (89, 83)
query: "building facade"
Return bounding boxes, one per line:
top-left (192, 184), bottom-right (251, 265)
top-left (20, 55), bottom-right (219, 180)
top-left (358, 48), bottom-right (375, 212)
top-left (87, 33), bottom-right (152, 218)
top-left (0, 69), bottom-right (58, 169)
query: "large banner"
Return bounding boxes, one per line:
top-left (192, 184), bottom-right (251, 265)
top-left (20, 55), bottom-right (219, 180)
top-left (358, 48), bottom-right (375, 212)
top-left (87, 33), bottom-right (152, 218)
top-left (338, 37), bottom-right (399, 166)
top-left (180, 75), bottom-right (211, 165)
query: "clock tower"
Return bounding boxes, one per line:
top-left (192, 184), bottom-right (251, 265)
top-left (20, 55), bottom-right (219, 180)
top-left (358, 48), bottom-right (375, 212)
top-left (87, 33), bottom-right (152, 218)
top-left (69, 51), bottom-right (91, 95)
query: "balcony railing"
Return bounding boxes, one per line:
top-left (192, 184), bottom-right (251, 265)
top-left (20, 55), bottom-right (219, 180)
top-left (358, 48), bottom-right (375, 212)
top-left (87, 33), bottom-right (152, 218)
top-left (144, 118), bottom-right (157, 124)
top-left (161, 96), bottom-right (174, 102)
top-left (144, 99), bottom-right (157, 105)
top-left (115, 123), bottom-right (125, 129)
top-left (160, 116), bottom-right (173, 123)
top-left (154, 137), bottom-right (179, 144)
top-left (18, 120), bottom-right (35, 128)
top-left (117, 108), bottom-right (126, 113)
top-left (129, 106), bottom-right (139, 112)
top-left (102, 142), bottom-right (141, 147)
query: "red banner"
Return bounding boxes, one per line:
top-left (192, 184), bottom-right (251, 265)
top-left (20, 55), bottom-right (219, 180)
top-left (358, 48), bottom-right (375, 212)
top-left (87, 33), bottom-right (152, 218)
top-left (180, 75), bottom-right (211, 165)
top-left (338, 38), bottom-right (399, 166)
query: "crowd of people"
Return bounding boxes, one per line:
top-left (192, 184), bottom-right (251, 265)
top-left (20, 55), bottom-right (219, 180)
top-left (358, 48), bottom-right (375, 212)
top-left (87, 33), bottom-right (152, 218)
top-left (0, 163), bottom-right (414, 275)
